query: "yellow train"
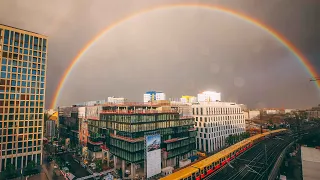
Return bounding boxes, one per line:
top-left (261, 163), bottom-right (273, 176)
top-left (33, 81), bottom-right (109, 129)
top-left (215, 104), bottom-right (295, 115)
top-left (160, 129), bottom-right (288, 180)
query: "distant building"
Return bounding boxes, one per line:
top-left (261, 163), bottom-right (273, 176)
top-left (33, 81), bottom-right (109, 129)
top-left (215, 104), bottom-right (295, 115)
top-left (107, 96), bottom-right (127, 104)
top-left (248, 110), bottom-right (260, 120)
top-left (192, 102), bottom-right (245, 152)
top-left (197, 91), bottom-right (221, 102)
top-left (46, 120), bottom-right (56, 138)
top-left (265, 109), bottom-right (278, 114)
top-left (239, 104), bottom-right (248, 111)
top-left (180, 95), bottom-right (197, 103)
top-left (143, 91), bottom-right (166, 102)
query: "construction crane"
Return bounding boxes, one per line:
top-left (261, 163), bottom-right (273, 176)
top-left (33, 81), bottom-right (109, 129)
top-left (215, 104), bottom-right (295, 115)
top-left (310, 77), bottom-right (320, 82)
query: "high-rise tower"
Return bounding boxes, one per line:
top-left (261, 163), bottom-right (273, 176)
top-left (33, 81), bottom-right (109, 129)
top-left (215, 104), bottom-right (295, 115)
top-left (0, 24), bottom-right (47, 171)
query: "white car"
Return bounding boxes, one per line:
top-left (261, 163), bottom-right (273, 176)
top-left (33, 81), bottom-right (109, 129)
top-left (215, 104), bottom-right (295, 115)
top-left (89, 163), bottom-right (96, 170)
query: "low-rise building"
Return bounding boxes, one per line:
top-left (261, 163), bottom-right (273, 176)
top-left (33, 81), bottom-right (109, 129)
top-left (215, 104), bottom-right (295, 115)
top-left (107, 97), bottom-right (127, 104)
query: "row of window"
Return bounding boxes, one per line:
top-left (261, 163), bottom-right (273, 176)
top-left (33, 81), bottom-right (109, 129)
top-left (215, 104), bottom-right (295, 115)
top-left (0, 107), bottom-right (44, 113)
top-left (167, 144), bottom-right (195, 159)
top-left (1, 65), bottom-right (45, 76)
top-left (195, 120), bottom-right (245, 128)
top-left (1, 128), bottom-right (42, 135)
top-left (2, 58), bottom-right (45, 68)
top-left (100, 114), bottom-right (179, 123)
top-left (198, 128), bottom-right (245, 139)
top-left (1, 45), bottom-right (46, 57)
top-left (1, 147), bottom-right (42, 156)
top-left (195, 115), bottom-right (245, 122)
top-left (0, 94), bottom-right (45, 100)
top-left (105, 119), bottom-right (194, 133)
top-left (193, 107), bottom-right (242, 115)
top-left (1, 29), bottom-right (47, 50)
top-left (1, 52), bottom-right (46, 63)
top-left (0, 120), bottom-right (43, 127)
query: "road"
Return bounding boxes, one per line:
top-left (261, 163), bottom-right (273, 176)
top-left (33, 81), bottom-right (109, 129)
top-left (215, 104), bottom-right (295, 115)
top-left (207, 134), bottom-right (293, 180)
top-left (59, 152), bottom-right (90, 178)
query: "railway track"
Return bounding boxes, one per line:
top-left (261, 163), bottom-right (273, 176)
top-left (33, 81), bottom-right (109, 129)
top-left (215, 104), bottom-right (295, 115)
top-left (206, 135), bottom-right (293, 180)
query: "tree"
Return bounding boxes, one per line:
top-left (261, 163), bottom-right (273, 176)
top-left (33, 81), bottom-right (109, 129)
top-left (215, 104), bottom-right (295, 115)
top-left (95, 160), bottom-right (103, 172)
top-left (3, 163), bottom-right (17, 179)
top-left (26, 161), bottom-right (36, 171)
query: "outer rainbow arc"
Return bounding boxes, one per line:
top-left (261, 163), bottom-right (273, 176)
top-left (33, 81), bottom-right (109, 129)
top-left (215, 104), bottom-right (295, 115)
top-left (50, 3), bottom-right (319, 109)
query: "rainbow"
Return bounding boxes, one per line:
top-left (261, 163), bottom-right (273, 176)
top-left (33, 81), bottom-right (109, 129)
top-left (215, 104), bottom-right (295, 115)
top-left (50, 3), bottom-right (319, 109)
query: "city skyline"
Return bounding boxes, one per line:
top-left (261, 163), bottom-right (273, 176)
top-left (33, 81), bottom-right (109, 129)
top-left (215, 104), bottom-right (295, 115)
top-left (0, 0), bottom-right (319, 109)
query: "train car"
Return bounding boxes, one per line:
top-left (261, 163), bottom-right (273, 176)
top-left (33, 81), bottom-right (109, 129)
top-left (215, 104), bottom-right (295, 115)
top-left (159, 166), bottom-right (199, 180)
top-left (160, 129), bottom-right (285, 180)
top-left (270, 128), bottom-right (288, 136)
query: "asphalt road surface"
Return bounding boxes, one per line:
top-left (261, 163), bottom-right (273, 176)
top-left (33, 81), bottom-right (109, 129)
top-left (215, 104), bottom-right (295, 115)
top-left (59, 153), bottom-right (90, 178)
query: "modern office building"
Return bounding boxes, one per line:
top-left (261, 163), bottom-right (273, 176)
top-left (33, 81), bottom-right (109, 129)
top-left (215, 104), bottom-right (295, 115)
top-left (197, 91), bottom-right (221, 102)
top-left (143, 91), bottom-right (166, 103)
top-left (86, 102), bottom-right (196, 178)
top-left (0, 24), bottom-right (47, 171)
top-left (192, 102), bottom-right (245, 153)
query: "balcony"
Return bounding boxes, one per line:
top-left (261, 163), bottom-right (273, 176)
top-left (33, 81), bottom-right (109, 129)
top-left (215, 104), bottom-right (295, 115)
top-left (110, 133), bottom-right (144, 143)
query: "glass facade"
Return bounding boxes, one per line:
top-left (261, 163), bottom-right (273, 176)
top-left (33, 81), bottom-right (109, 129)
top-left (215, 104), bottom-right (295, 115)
top-left (0, 24), bottom-right (47, 171)
top-left (87, 105), bottom-right (196, 164)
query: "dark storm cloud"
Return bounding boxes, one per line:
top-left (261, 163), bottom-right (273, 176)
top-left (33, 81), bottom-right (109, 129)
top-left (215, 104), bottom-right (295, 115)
top-left (0, 0), bottom-right (319, 109)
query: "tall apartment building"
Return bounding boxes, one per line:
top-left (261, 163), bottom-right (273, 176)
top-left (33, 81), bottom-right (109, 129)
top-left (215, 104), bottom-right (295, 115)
top-left (143, 91), bottom-right (166, 103)
top-left (0, 24), bottom-right (47, 171)
top-left (86, 103), bottom-right (196, 178)
top-left (192, 102), bottom-right (245, 153)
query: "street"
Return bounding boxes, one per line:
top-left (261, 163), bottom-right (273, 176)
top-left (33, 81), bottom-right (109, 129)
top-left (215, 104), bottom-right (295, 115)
top-left (59, 152), bottom-right (90, 178)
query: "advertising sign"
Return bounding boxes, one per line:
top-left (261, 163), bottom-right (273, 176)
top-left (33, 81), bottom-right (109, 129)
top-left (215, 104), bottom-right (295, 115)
top-left (145, 134), bottom-right (161, 178)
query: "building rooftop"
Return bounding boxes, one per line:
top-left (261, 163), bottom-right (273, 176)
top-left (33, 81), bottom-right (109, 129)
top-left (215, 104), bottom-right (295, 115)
top-left (0, 24), bottom-right (47, 38)
top-left (301, 146), bottom-right (320, 180)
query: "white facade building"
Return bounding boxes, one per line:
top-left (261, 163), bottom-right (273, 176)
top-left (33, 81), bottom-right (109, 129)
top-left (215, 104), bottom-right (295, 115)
top-left (192, 102), bottom-right (246, 153)
top-left (107, 97), bottom-right (127, 104)
top-left (143, 91), bottom-right (166, 102)
top-left (197, 91), bottom-right (221, 102)
top-left (248, 110), bottom-right (260, 120)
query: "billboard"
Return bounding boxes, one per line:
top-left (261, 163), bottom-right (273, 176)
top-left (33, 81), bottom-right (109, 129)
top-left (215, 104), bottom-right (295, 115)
top-left (145, 134), bottom-right (161, 178)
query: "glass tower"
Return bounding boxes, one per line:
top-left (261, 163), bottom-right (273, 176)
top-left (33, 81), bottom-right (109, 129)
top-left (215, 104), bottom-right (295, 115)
top-left (0, 24), bottom-right (47, 171)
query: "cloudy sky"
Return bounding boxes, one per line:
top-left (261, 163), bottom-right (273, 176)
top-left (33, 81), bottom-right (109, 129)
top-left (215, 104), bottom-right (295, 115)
top-left (0, 0), bottom-right (319, 109)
